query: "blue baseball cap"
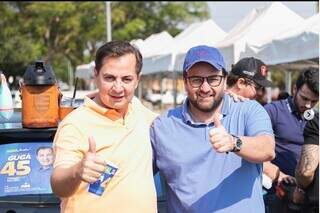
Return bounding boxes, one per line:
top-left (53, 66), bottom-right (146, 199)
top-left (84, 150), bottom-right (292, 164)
top-left (183, 45), bottom-right (226, 73)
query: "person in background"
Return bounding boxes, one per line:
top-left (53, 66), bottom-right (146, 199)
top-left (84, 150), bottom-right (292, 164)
top-left (227, 57), bottom-right (272, 100)
top-left (271, 87), bottom-right (280, 101)
top-left (293, 111), bottom-right (319, 213)
top-left (51, 41), bottom-right (158, 213)
top-left (278, 90), bottom-right (290, 100)
top-left (256, 87), bottom-right (268, 105)
top-left (263, 68), bottom-right (319, 212)
top-left (150, 45), bottom-right (275, 213)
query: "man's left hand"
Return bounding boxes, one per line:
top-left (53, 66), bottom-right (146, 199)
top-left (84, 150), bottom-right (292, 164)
top-left (209, 115), bottom-right (235, 153)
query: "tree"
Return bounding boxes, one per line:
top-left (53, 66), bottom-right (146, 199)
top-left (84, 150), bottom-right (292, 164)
top-left (0, 2), bottom-right (210, 83)
top-left (0, 2), bottom-right (41, 77)
top-left (111, 2), bottom-right (209, 40)
top-left (0, 2), bottom-right (82, 80)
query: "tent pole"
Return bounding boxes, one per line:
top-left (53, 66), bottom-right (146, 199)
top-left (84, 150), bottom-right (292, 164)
top-left (67, 59), bottom-right (74, 91)
top-left (137, 77), bottom-right (143, 100)
top-left (173, 70), bottom-right (177, 107)
top-left (160, 73), bottom-right (164, 111)
top-left (106, 2), bottom-right (112, 42)
top-left (285, 71), bottom-right (292, 95)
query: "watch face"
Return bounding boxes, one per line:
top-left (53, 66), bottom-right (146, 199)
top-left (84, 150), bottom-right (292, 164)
top-left (236, 138), bottom-right (242, 148)
top-left (231, 135), bottom-right (242, 152)
top-left (234, 138), bottom-right (242, 152)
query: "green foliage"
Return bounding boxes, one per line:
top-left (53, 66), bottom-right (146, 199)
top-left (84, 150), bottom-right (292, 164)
top-left (0, 1), bottom-right (210, 83)
top-left (270, 67), bottom-right (286, 89)
top-left (112, 2), bottom-right (209, 40)
top-left (270, 66), bottom-right (307, 92)
top-left (0, 2), bottom-right (42, 77)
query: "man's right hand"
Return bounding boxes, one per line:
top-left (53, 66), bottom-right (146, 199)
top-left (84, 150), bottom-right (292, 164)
top-left (76, 136), bottom-right (106, 183)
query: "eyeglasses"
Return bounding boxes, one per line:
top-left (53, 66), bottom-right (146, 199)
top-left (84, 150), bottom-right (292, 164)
top-left (187, 75), bottom-right (224, 88)
top-left (246, 79), bottom-right (263, 91)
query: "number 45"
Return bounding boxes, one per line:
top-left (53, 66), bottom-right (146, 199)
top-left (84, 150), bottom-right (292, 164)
top-left (0, 160), bottom-right (31, 176)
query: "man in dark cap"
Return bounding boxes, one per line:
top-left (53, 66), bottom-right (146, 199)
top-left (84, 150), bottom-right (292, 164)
top-left (227, 57), bottom-right (272, 102)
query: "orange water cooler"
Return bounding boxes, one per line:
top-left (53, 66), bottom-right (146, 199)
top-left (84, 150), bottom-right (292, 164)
top-left (21, 61), bottom-right (60, 128)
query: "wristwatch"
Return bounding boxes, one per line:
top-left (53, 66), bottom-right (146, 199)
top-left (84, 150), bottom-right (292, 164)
top-left (231, 135), bottom-right (242, 152)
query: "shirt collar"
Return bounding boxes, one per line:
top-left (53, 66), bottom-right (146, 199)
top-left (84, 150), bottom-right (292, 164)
top-left (286, 96), bottom-right (303, 120)
top-left (287, 96), bottom-right (298, 113)
top-left (181, 99), bottom-right (195, 124)
top-left (181, 94), bottom-right (230, 125)
top-left (83, 96), bottom-right (133, 122)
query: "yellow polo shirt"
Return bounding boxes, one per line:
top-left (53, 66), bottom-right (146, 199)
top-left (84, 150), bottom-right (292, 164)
top-left (53, 96), bottom-right (158, 213)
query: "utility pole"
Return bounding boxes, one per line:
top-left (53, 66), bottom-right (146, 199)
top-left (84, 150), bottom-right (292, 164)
top-left (106, 2), bottom-right (112, 42)
top-left (67, 59), bottom-right (74, 91)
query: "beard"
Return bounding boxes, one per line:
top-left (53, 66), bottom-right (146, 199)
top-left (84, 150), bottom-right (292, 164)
top-left (293, 93), bottom-right (307, 114)
top-left (188, 92), bottom-right (224, 113)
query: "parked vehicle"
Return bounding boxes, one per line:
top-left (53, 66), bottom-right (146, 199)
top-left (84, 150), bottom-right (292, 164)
top-left (0, 111), bottom-right (167, 213)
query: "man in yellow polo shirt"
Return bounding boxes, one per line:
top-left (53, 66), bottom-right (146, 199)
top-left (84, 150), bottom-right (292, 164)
top-left (51, 41), bottom-right (158, 213)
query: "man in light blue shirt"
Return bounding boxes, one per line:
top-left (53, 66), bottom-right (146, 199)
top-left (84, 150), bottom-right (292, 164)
top-left (150, 45), bottom-right (276, 213)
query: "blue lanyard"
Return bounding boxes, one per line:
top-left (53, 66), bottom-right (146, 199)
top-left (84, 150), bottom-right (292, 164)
top-left (285, 98), bottom-right (292, 113)
top-left (286, 98), bottom-right (305, 123)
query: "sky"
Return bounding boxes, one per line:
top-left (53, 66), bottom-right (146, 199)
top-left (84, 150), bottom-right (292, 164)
top-left (208, 1), bottom-right (318, 32)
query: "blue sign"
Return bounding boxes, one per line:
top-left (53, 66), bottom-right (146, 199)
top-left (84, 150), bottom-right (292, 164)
top-left (0, 142), bottom-right (53, 196)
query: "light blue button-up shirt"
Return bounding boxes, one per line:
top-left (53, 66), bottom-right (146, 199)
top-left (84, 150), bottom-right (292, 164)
top-left (150, 94), bottom-right (273, 213)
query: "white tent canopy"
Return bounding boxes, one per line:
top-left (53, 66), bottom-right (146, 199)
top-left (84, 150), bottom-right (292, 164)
top-left (215, 2), bottom-right (304, 70)
top-left (213, 8), bottom-right (260, 71)
top-left (172, 19), bottom-right (227, 54)
top-left (75, 31), bottom-right (174, 80)
top-left (142, 19), bottom-right (227, 74)
top-left (131, 31), bottom-right (174, 58)
top-left (241, 13), bottom-right (320, 65)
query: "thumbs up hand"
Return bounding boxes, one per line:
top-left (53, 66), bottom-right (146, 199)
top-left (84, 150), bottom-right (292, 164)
top-left (209, 114), bottom-right (235, 153)
top-left (77, 136), bottom-right (107, 183)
